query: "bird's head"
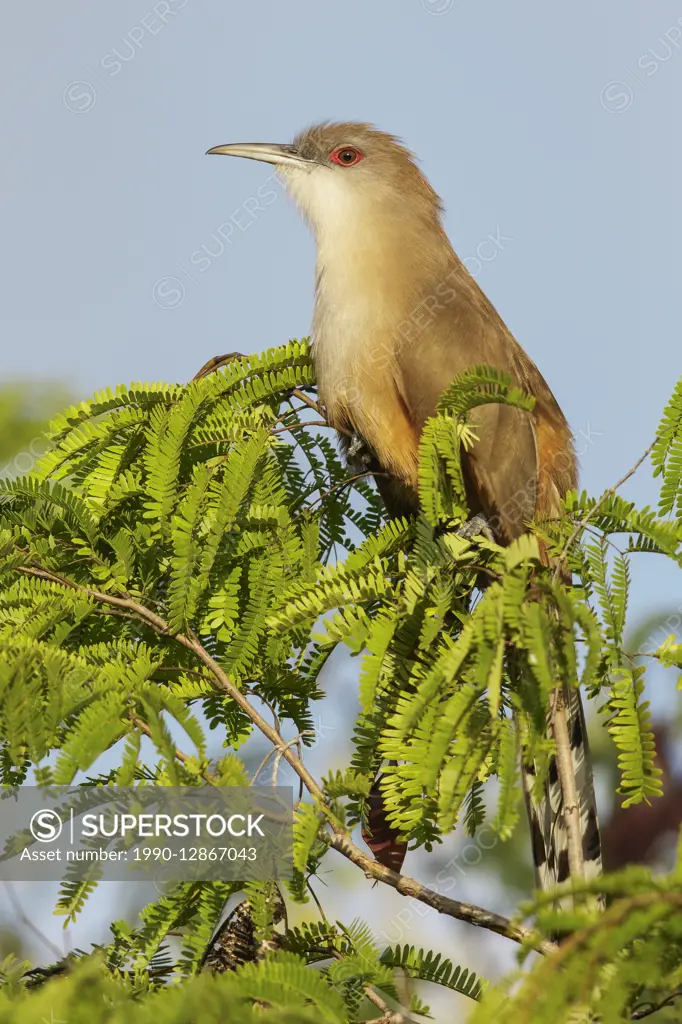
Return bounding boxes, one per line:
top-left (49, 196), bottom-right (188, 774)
top-left (207, 121), bottom-right (444, 242)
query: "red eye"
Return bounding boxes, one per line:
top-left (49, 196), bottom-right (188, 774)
top-left (329, 146), bottom-right (364, 167)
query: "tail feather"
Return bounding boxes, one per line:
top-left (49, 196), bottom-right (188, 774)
top-left (522, 685), bottom-right (602, 902)
top-left (362, 765), bottom-right (408, 874)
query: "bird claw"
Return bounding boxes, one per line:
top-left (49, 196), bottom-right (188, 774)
top-left (456, 514), bottom-right (495, 542)
top-left (346, 432), bottom-right (375, 470)
top-left (347, 432), bottom-right (366, 459)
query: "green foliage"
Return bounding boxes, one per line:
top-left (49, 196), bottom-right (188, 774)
top-left (601, 665), bottom-right (663, 806)
top-left (380, 944), bottom-right (486, 1001)
top-left (0, 347), bottom-right (681, 1022)
top-left (0, 953), bottom-right (338, 1023)
top-left (471, 856), bottom-right (682, 1024)
top-left (652, 376), bottom-right (682, 520)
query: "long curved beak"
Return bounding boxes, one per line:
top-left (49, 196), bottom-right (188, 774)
top-left (205, 142), bottom-right (314, 168)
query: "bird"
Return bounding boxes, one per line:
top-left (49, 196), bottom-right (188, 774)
top-left (206, 121), bottom-right (602, 901)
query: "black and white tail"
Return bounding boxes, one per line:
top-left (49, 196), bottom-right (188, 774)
top-left (523, 685), bottom-right (603, 902)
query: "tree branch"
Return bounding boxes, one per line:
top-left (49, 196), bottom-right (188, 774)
top-left (631, 987), bottom-right (682, 1020)
top-left (327, 830), bottom-right (554, 954)
top-left (16, 563), bottom-right (556, 957)
top-left (555, 441), bottom-right (655, 578)
top-left (362, 982), bottom-right (412, 1024)
top-left (128, 714), bottom-right (218, 786)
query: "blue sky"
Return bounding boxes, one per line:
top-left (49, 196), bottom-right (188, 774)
top-left (3, 0), bottom-right (679, 689)
top-left (2, 1), bottom-right (681, 1014)
top-left (3, 3), bottom-right (681, 526)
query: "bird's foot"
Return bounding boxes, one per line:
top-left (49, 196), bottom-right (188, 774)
top-left (456, 514), bottom-right (495, 542)
top-left (347, 432), bottom-right (366, 459)
top-left (346, 432), bottom-right (375, 470)
top-left (192, 352), bottom-right (247, 381)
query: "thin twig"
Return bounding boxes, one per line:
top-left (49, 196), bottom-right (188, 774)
top-left (290, 389), bottom-right (326, 419)
top-left (290, 388), bottom-right (355, 439)
top-left (129, 714), bottom-right (218, 786)
top-left (306, 879), bottom-right (328, 923)
top-left (2, 882), bottom-right (64, 959)
top-left (252, 733), bottom-right (311, 785)
top-left (363, 983), bottom-right (412, 1024)
top-left (631, 987), bottom-right (682, 1020)
top-left (94, 609), bottom-right (140, 623)
top-left (260, 698), bottom-right (282, 739)
top-left (269, 401), bottom-right (311, 429)
top-left (331, 949), bottom-right (413, 1024)
top-left (272, 734), bottom-right (307, 786)
top-left (152, 666), bottom-right (215, 683)
top-left (555, 441), bottom-right (655, 578)
top-left (309, 471), bottom-right (385, 509)
top-left (270, 420), bottom-right (329, 437)
top-left (361, 1018), bottom-right (405, 1024)
top-left (251, 748), bottom-right (277, 785)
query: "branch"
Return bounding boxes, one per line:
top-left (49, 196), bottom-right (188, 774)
top-left (332, 949), bottom-right (414, 1024)
top-left (631, 987), bottom-right (682, 1020)
top-left (310, 471), bottom-right (384, 508)
top-left (128, 714), bottom-right (218, 786)
top-left (190, 354), bottom-right (349, 435)
top-left (290, 388), bottom-right (328, 422)
top-left (16, 564), bottom-right (555, 957)
top-left (555, 442), bottom-right (655, 578)
top-left (327, 830), bottom-right (554, 954)
top-left (270, 420), bottom-right (329, 437)
top-left (362, 983), bottom-right (412, 1024)
top-left (2, 882), bottom-right (64, 960)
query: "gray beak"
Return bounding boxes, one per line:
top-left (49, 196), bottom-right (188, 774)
top-left (205, 142), bottom-right (314, 168)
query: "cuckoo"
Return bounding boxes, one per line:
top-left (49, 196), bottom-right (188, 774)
top-left (207, 122), bottom-right (602, 899)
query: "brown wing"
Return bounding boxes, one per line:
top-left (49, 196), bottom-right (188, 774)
top-left (395, 261), bottom-right (549, 542)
